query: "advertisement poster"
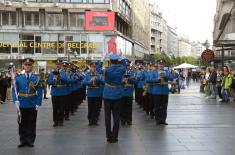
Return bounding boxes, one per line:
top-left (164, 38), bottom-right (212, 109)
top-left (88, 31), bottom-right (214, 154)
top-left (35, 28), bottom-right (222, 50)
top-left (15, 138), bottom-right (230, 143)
top-left (85, 11), bottom-right (115, 31)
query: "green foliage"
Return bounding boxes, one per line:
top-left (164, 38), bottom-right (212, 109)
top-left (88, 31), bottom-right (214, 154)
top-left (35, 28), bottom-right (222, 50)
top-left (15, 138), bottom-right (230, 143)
top-left (151, 53), bottom-right (200, 66)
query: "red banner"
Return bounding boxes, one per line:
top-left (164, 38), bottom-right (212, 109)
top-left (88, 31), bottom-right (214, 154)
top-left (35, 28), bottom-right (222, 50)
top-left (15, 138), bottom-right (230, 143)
top-left (85, 11), bottom-right (115, 31)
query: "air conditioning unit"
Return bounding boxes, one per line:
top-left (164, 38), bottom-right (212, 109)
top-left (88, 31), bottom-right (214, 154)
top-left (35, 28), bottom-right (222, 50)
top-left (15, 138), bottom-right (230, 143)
top-left (5, 1), bottom-right (12, 6)
top-left (54, 2), bottom-right (59, 7)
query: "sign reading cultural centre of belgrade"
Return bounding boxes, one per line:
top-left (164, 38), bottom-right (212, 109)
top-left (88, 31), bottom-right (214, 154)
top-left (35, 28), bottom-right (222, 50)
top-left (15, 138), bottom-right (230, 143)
top-left (0, 41), bottom-right (99, 49)
top-left (201, 49), bottom-right (215, 62)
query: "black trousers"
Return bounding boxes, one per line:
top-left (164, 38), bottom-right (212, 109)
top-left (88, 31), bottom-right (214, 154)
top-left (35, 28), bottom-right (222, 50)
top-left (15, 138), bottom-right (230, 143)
top-left (97, 97), bottom-right (102, 118)
top-left (19, 108), bottom-right (37, 145)
top-left (148, 93), bottom-right (155, 116)
top-left (136, 88), bottom-right (144, 107)
top-left (70, 91), bottom-right (77, 114)
top-left (217, 87), bottom-right (222, 99)
top-left (75, 88), bottom-right (83, 107)
top-left (64, 94), bottom-right (72, 119)
top-left (104, 99), bottom-right (121, 139)
top-left (153, 95), bottom-right (169, 123)
top-left (87, 97), bottom-right (99, 123)
top-left (120, 97), bottom-right (133, 123)
top-left (0, 87), bottom-right (7, 102)
top-left (52, 96), bottom-right (65, 123)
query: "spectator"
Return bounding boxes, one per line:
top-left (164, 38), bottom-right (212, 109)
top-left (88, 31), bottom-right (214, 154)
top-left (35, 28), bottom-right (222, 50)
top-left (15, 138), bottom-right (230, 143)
top-left (221, 66), bottom-right (232, 103)
top-left (208, 68), bottom-right (217, 99)
top-left (0, 73), bottom-right (9, 104)
top-left (216, 69), bottom-right (223, 102)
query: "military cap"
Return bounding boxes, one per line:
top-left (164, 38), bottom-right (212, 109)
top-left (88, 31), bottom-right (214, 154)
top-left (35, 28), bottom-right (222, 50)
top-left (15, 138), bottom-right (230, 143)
top-left (55, 58), bottom-right (63, 64)
top-left (62, 60), bottom-right (68, 66)
top-left (89, 61), bottom-right (98, 66)
top-left (22, 58), bottom-right (34, 65)
top-left (109, 53), bottom-right (120, 60)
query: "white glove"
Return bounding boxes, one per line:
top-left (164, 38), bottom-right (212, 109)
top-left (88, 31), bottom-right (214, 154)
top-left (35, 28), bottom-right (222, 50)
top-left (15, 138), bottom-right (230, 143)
top-left (101, 52), bottom-right (107, 62)
top-left (15, 101), bottom-right (20, 111)
top-left (35, 105), bottom-right (40, 111)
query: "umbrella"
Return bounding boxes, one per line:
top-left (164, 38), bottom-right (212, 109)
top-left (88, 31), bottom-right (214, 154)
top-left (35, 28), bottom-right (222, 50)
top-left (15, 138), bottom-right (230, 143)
top-left (174, 63), bottom-right (198, 69)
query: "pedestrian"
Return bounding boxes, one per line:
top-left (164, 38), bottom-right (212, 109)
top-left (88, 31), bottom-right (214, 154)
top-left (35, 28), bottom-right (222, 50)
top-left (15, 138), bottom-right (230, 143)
top-left (39, 68), bottom-right (48, 99)
top-left (0, 73), bottom-right (9, 104)
top-left (216, 69), bottom-right (223, 102)
top-left (97, 53), bottom-right (126, 143)
top-left (208, 67), bottom-right (217, 99)
top-left (12, 58), bottom-right (43, 148)
top-left (220, 66), bottom-right (232, 103)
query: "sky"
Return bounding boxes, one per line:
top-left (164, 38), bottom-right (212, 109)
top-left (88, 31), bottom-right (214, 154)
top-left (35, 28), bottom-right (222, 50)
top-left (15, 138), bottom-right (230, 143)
top-left (152, 0), bottom-right (216, 44)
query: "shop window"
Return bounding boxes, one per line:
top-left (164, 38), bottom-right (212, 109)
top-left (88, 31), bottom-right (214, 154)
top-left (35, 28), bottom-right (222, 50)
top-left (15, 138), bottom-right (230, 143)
top-left (88, 34), bottom-right (103, 54)
top-left (69, 13), bottom-right (84, 29)
top-left (41, 34), bottom-right (58, 54)
top-left (24, 12), bottom-right (39, 26)
top-left (19, 34), bottom-right (34, 54)
top-left (0, 33), bottom-right (19, 54)
top-left (47, 13), bottom-right (63, 27)
top-left (2, 12), bottom-right (16, 26)
top-left (81, 34), bottom-right (87, 55)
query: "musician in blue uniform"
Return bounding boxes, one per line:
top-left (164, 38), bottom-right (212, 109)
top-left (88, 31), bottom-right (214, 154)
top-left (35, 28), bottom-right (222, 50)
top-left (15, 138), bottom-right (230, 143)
top-left (120, 59), bottom-right (136, 125)
top-left (83, 61), bottom-right (104, 126)
top-left (47, 59), bottom-right (70, 127)
top-left (97, 53), bottom-right (127, 143)
top-left (12, 58), bottom-right (43, 148)
top-left (146, 60), bottom-right (175, 125)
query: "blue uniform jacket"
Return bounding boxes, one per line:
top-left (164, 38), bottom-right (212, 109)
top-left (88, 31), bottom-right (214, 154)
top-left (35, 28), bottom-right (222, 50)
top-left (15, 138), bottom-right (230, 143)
top-left (83, 71), bottom-right (104, 97)
top-left (137, 69), bottom-right (145, 88)
top-left (122, 69), bottom-right (137, 97)
top-left (98, 60), bottom-right (127, 100)
top-left (47, 69), bottom-right (72, 96)
top-left (12, 73), bottom-right (43, 108)
top-left (146, 70), bottom-right (174, 95)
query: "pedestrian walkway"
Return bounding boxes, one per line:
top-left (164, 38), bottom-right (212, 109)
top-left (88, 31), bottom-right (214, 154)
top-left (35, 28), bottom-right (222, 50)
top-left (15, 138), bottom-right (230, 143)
top-left (1, 84), bottom-right (235, 155)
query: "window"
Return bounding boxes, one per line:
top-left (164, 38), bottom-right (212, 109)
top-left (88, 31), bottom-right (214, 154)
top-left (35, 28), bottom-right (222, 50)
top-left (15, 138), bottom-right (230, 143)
top-left (47, 13), bottom-right (63, 27)
top-left (81, 34), bottom-right (87, 55)
top-left (0, 33), bottom-right (19, 54)
top-left (19, 34), bottom-right (34, 54)
top-left (24, 12), bottom-right (39, 26)
top-left (93, 0), bottom-right (106, 3)
top-left (2, 12), bottom-right (16, 26)
top-left (88, 34), bottom-right (103, 54)
top-left (71, 0), bottom-right (82, 2)
top-left (69, 13), bottom-right (84, 29)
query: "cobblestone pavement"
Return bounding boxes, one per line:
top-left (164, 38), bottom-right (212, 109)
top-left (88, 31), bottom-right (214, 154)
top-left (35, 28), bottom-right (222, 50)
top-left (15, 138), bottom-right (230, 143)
top-left (1, 84), bottom-right (235, 155)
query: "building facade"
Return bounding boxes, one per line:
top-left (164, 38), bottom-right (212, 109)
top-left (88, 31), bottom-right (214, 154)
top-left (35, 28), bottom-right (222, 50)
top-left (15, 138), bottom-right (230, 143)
top-left (150, 2), bottom-right (162, 54)
top-left (167, 26), bottom-right (178, 56)
top-left (149, 1), bottom-right (169, 55)
top-left (213, 0), bottom-right (235, 62)
top-left (178, 36), bottom-right (192, 57)
top-left (131, 0), bottom-right (150, 58)
top-left (0, 0), bottom-right (149, 68)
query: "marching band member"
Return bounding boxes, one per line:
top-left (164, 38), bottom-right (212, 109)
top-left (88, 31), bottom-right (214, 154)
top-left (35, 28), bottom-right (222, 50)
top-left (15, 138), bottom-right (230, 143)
top-left (83, 61), bottom-right (104, 126)
top-left (146, 60), bottom-right (175, 125)
top-left (120, 59), bottom-right (136, 125)
top-left (12, 58), bottom-right (43, 148)
top-left (97, 53), bottom-right (127, 143)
